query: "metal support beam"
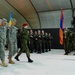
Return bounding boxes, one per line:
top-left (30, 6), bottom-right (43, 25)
top-left (29, 0), bottom-right (41, 29)
top-left (70, 0), bottom-right (74, 17)
top-left (5, 0), bottom-right (32, 29)
top-left (38, 8), bottom-right (72, 13)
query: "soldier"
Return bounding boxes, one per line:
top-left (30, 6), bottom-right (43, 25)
top-left (48, 33), bottom-right (53, 51)
top-left (63, 28), bottom-right (72, 55)
top-left (29, 30), bottom-right (34, 53)
top-left (17, 29), bottom-right (21, 50)
top-left (37, 30), bottom-right (42, 53)
top-left (45, 32), bottom-right (49, 52)
top-left (8, 18), bottom-right (18, 64)
top-left (68, 31), bottom-right (74, 53)
top-left (15, 23), bottom-right (33, 63)
top-left (2, 18), bottom-right (8, 50)
top-left (27, 30), bottom-right (30, 49)
top-left (0, 19), bottom-right (8, 67)
top-left (34, 31), bottom-right (38, 52)
top-left (72, 33), bottom-right (75, 55)
top-left (41, 30), bottom-right (45, 53)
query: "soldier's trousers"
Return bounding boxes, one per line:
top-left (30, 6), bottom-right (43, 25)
top-left (48, 42), bottom-right (51, 51)
top-left (34, 40), bottom-right (38, 52)
top-left (37, 40), bottom-right (42, 53)
top-left (29, 40), bottom-right (34, 53)
top-left (45, 41), bottom-right (49, 52)
top-left (0, 40), bottom-right (5, 61)
top-left (42, 41), bottom-right (45, 52)
top-left (8, 41), bottom-right (18, 58)
top-left (16, 40), bottom-right (30, 57)
top-left (64, 40), bottom-right (70, 54)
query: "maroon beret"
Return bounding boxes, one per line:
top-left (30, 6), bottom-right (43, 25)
top-left (22, 23), bottom-right (28, 27)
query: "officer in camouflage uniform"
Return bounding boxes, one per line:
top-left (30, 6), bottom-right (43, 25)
top-left (2, 18), bottom-right (8, 50)
top-left (15, 23), bottom-right (33, 63)
top-left (8, 18), bottom-right (18, 64)
top-left (63, 28), bottom-right (72, 55)
top-left (0, 19), bottom-right (8, 67)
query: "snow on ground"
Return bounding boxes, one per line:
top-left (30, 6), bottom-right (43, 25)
top-left (0, 49), bottom-right (75, 75)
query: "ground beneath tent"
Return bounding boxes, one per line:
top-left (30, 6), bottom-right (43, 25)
top-left (0, 49), bottom-right (75, 75)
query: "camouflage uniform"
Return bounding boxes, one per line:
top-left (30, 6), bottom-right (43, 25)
top-left (63, 29), bottom-right (71, 55)
top-left (15, 24), bottom-right (33, 63)
top-left (8, 18), bottom-right (18, 64)
top-left (0, 26), bottom-right (6, 61)
top-left (0, 19), bottom-right (7, 67)
top-left (20, 27), bottom-right (30, 57)
top-left (8, 26), bottom-right (18, 57)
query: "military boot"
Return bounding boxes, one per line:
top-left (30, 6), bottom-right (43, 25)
top-left (1, 60), bottom-right (8, 67)
top-left (9, 58), bottom-right (15, 64)
top-left (27, 56), bottom-right (33, 63)
top-left (15, 55), bottom-right (20, 61)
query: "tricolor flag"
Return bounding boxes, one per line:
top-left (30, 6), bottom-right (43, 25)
top-left (59, 9), bottom-right (64, 45)
top-left (8, 12), bottom-right (12, 26)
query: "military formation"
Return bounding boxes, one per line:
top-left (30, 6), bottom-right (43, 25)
top-left (63, 28), bottom-right (75, 55)
top-left (25, 29), bottom-right (53, 54)
top-left (1, 17), bottom-right (75, 67)
top-left (0, 17), bottom-right (53, 67)
top-left (16, 29), bottom-right (53, 55)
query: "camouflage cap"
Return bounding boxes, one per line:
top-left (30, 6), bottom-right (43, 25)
top-left (12, 18), bottom-right (17, 22)
top-left (2, 18), bottom-right (7, 22)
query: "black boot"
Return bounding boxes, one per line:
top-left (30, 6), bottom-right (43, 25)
top-left (15, 56), bottom-right (20, 61)
top-left (27, 56), bottom-right (33, 63)
top-left (64, 52), bottom-right (68, 55)
top-left (15, 50), bottom-right (22, 61)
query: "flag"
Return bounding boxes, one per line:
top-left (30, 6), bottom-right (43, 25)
top-left (8, 12), bottom-right (12, 26)
top-left (59, 9), bottom-right (64, 45)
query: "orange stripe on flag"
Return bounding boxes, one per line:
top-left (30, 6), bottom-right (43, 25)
top-left (59, 28), bottom-right (63, 45)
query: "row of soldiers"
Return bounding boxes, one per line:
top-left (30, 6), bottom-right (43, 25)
top-left (63, 28), bottom-right (75, 55)
top-left (17, 29), bottom-right (53, 54)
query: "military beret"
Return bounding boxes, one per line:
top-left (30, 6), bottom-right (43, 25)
top-left (22, 22), bottom-right (28, 27)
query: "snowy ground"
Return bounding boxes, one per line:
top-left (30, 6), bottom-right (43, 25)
top-left (0, 49), bottom-right (75, 75)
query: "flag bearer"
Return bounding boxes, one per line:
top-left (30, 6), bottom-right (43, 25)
top-left (8, 18), bottom-right (18, 64)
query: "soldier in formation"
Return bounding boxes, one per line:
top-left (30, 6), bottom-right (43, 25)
top-left (63, 28), bottom-right (75, 55)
